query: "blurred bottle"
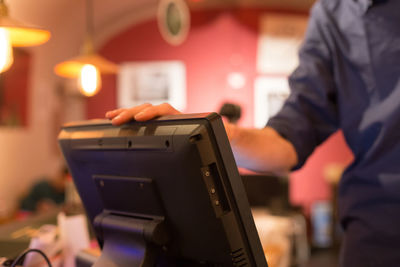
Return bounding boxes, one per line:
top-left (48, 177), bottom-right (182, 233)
top-left (311, 201), bottom-right (332, 248)
top-left (64, 177), bottom-right (83, 215)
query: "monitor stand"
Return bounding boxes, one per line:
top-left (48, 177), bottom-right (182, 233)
top-left (92, 213), bottom-right (168, 267)
top-left (89, 175), bottom-right (169, 267)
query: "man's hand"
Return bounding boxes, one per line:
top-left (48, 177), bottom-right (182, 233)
top-left (106, 103), bottom-right (238, 141)
top-left (105, 103), bottom-right (181, 126)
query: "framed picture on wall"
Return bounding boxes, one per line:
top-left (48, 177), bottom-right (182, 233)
top-left (157, 0), bottom-right (190, 46)
top-left (257, 13), bottom-right (308, 74)
top-left (117, 61), bottom-right (186, 111)
top-left (254, 77), bottom-right (290, 128)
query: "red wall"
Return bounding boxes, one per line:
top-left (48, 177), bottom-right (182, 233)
top-left (0, 49), bottom-right (30, 126)
top-left (291, 131), bottom-right (353, 213)
top-left (88, 9), bottom-right (264, 127)
top-left (87, 8), bottom-right (354, 212)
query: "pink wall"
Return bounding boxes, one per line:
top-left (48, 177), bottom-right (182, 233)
top-left (87, 8), bottom-right (354, 212)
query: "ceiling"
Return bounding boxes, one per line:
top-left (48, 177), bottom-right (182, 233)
top-left (188, 0), bottom-right (316, 11)
top-left (7, 0), bottom-right (316, 36)
top-left (4, 0), bottom-right (316, 67)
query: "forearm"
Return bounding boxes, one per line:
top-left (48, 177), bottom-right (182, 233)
top-left (226, 124), bottom-right (298, 176)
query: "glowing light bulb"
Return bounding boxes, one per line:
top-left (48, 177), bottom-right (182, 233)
top-left (78, 64), bottom-right (101, 97)
top-left (0, 28), bottom-right (14, 73)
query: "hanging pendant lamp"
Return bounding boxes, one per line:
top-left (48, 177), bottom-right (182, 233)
top-left (0, 0), bottom-right (51, 73)
top-left (54, 0), bottom-right (118, 97)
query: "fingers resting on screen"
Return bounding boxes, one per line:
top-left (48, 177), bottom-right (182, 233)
top-left (105, 103), bottom-right (181, 125)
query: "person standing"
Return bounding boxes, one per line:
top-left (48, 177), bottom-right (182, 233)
top-left (106, 0), bottom-right (400, 266)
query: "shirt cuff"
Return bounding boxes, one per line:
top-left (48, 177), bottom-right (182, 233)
top-left (267, 118), bottom-right (312, 171)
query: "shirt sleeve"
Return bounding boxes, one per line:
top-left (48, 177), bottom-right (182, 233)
top-left (267, 1), bottom-right (339, 170)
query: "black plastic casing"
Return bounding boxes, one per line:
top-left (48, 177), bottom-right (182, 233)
top-left (58, 113), bottom-right (267, 267)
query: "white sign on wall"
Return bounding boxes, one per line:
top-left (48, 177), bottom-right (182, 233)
top-left (117, 61), bottom-right (186, 111)
top-left (257, 14), bottom-right (308, 74)
top-left (254, 77), bottom-right (290, 128)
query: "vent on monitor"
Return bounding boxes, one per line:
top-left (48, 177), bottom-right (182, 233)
top-left (231, 248), bottom-right (249, 267)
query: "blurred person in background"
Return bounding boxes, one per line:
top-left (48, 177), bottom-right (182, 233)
top-left (20, 167), bottom-right (70, 214)
top-left (219, 102), bottom-right (242, 124)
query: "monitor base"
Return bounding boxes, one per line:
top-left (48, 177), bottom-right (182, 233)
top-left (92, 213), bottom-right (168, 267)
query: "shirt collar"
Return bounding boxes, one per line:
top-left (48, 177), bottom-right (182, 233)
top-left (355, 0), bottom-right (388, 14)
top-left (357, 0), bottom-right (374, 13)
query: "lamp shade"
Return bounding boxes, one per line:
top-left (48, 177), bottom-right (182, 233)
top-left (53, 0), bottom-right (118, 97)
top-left (54, 53), bottom-right (119, 78)
top-left (0, 16), bottom-right (50, 46)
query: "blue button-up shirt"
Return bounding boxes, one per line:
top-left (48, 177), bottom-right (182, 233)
top-left (267, 0), bottom-right (400, 266)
